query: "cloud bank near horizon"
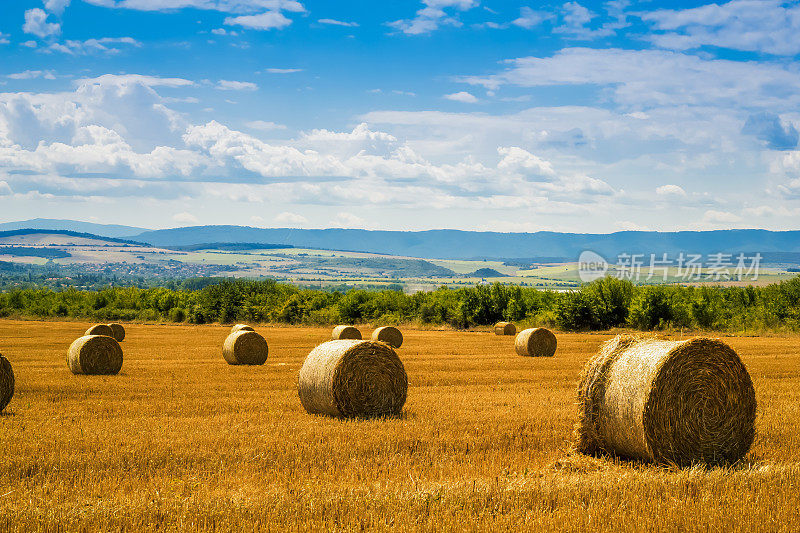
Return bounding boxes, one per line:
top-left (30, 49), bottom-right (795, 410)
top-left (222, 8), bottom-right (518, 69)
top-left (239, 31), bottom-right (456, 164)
top-left (1, 0), bottom-right (799, 232)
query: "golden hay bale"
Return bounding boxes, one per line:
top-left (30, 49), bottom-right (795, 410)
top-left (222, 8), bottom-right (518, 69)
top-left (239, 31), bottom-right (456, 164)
top-left (223, 330), bottom-right (269, 365)
top-left (67, 335), bottom-right (123, 375)
top-left (515, 328), bottom-right (557, 357)
top-left (107, 323), bottom-right (125, 342)
top-left (231, 324), bottom-right (255, 333)
top-left (85, 324), bottom-right (114, 337)
top-left (371, 326), bottom-right (403, 348)
top-left (576, 335), bottom-right (757, 466)
top-left (298, 340), bottom-right (408, 418)
top-left (494, 322), bottom-right (517, 335)
top-left (332, 325), bottom-right (362, 340)
top-left (0, 354), bottom-right (14, 413)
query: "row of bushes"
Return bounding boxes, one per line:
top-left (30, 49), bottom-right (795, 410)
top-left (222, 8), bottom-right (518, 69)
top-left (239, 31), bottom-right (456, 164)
top-left (1, 276), bottom-right (800, 332)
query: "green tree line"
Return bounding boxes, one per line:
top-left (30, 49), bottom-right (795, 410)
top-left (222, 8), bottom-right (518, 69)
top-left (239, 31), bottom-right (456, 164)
top-left (2, 276), bottom-right (800, 332)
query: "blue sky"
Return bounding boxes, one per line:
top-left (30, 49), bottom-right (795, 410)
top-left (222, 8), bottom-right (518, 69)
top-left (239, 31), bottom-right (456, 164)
top-left (1, 0), bottom-right (800, 232)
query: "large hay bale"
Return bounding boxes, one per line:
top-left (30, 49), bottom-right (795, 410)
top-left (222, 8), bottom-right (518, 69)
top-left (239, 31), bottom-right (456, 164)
top-left (298, 340), bottom-right (407, 418)
top-left (107, 323), bottom-right (125, 342)
top-left (515, 328), bottom-right (557, 357)
top-left (223, 330), bottom-right (269, 365)
top-left (67, 335), bottom-right (123, 375)
top-left (231, 324), bottom-right (255, 333)
top-left (85, 324), bottom-right (114, 337)
top-left (494, 322), bottom-right (516, 335)
top-left (371, 326), bottom-right (403, 348)
top-left (576, 335), bottom-right (757, 466)
top-left (0, 354), bottom-right (14, 413)
top-left (332, 325), bottom-right (362, 340)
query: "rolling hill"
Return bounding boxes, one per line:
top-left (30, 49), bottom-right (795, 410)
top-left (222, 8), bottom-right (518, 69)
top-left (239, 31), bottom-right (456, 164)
top-left (0, 219), bottom-right (147, 239)
top-left (5, 220), bottom-right (800, 262)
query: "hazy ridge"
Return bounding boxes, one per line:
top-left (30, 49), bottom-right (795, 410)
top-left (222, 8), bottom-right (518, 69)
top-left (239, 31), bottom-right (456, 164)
top-left (5, 219), bottom-right (800, 261)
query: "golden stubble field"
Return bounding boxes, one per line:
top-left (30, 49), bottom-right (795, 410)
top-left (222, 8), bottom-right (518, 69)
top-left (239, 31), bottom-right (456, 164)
top-left (0, 320), bottom-right (799, 531)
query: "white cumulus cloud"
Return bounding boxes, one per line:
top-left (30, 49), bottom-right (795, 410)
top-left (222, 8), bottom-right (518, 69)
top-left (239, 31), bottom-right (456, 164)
top-left (216, 80), bottom-right (258, 91)
top-left (459, 47), bottom-right (800, 110)
top-left (642, 0), bottom-right (800, 56)
top-left (246, 120), bottom-right (286, 131)
top-left (318, 18), bottom-right (359, 27)
top-left (388, 0), bottom-right (479, 35)
top-left (274, 211), bottom-right (308, 225)
top-left (262, 68), bottom-right (302, 73)
top-left (329, 211), bottom-right (366, 228)
top-left (44, 0), bottom-right (72, 15)
top-left (225, 11), bottom-right (292, 30)
top-left (656, 184), bottom-right (687, 197)
top-left (8, 70), bottom-right (56, 80)
top-left (497, 146), bottom-right (556, 180)
top-left (76, 73), bottom-right (195, 88)
top-left (48, 37), bottom-right (141, 55)
top-left (23, 8), bottom-right (61, 38)
top-left (83, 0), bottom-right (306, 14)
top-left (444, 91), bottom-right (478, 103)
top-left (512, 7), bottom-right (548, 29)
top-left (172, 211), bottom-right (199, 224)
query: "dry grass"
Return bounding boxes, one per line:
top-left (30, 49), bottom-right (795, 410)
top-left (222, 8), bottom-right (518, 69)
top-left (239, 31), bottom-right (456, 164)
top-left (0, 321), bottom-right (798, 531)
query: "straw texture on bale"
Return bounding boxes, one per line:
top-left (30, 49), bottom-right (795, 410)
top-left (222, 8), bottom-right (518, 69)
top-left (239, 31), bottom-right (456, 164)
top-left (107, 323), bottom-right (125, 342)
top-left (494, 322), bottom-right (517, 335)
top-left (515, 328), bottom-right (557, 357)
top-left (298, 340), bottom-right (408, 418)
top-left (67, 335), bottom-right (123, 375)
top-left (223, 330), bottom-right (269, 365)
top-left (576, 335), bottom-right (757, 466)
top-left (231, 324), bottom-right (255, 333)
top-left (0, 354), bottom-right (14, 413)
top-left (85, 324), bottom-right (114, 337)
top-left (332, 325), bottom-right (362, 340)
top-left (371, 326), bottom-right (403, 348)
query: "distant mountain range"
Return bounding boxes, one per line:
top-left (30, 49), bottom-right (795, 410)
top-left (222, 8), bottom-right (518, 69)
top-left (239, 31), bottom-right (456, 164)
top-left (0, 228), bottom-right (145, 246)
top-left (0, 218), bottom-right (146, 239)
top-left (131, 225), bottom-right (800, 260)
top-left (4, 219), bottom-right (800, 261)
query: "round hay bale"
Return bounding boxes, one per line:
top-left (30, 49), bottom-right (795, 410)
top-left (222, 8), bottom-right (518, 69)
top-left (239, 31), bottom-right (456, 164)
top-left (371, 326), bottom-right (403, 348)
top-left (332, 325), bottom-right (362, 340)
top-left (0, 354), bottom-right (14, 413)
top-left (107, 323), bottom-right (125, 342)
top-left (494, 322), bottom-right (516, 335)
top-left (231, 324), bottom-right (255, 333)
top-left (85, 324), bottom-right (114, 337)
top-left (223, 330), bottom-right (269, 365)
top-left (515, 328), bottom-right (557, 357)
top-left (575, 335), bottom-right (757, 466)
top-left (298, 340), bottom-right (407, 418)
top-left (67, 335), bottom-right (123, 375)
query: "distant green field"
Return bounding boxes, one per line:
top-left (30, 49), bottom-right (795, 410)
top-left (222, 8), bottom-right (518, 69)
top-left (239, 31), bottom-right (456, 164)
top-left (0, 237), bottom-right (796, 291)
top-left (93, 247), bottom-right (800, 290)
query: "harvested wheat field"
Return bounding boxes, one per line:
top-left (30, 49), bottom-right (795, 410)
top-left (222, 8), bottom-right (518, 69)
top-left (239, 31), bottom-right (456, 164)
top-left (0, 320), bottom-right (799, 531)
